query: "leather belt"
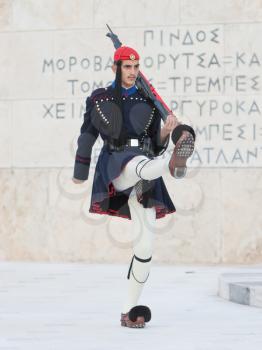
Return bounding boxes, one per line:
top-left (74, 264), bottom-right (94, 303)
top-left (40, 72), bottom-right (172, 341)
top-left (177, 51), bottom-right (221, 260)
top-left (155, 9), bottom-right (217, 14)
top-left (104, 138), bottom-right (141, 149)
top-left (103, 137), bottom-right (154, 155)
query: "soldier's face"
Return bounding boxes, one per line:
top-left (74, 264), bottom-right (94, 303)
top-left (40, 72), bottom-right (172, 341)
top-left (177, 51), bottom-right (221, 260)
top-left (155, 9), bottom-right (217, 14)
top-left (113, 60), bottom-right (140, 88)
top-left (121, 60), bottom-right (140, 88)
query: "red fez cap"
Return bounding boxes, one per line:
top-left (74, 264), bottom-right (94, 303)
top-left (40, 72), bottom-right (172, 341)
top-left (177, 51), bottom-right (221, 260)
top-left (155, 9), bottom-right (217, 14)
top-left (114, 46), bottom-right (140, 62)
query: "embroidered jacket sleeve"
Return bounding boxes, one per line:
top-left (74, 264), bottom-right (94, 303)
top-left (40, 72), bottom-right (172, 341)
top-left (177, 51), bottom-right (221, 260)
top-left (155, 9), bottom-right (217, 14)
top-left (149, 110), bottom-right (169, 156)
top-left (73, 96), bottom-right (99, 180)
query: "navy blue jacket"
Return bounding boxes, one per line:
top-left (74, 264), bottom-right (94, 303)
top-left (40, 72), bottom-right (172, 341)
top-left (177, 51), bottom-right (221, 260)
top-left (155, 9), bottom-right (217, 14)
top-left (73, 85), bottom-right (176, 219)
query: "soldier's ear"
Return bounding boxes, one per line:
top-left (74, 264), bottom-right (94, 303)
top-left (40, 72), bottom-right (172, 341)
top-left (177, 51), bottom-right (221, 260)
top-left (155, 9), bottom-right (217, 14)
top-left (111, 64), bottom-right (117, 73)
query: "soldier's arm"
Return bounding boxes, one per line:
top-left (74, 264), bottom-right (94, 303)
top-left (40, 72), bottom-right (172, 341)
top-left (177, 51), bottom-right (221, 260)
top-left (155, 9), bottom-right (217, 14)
top-left (72, 177), bottom-right (85, 184)
top-left (160, 114), bottom-right (179, 143)
top-left (149, 111), bottom-right (170, 156)
top-left (72, 96), bottom-right (99, 183)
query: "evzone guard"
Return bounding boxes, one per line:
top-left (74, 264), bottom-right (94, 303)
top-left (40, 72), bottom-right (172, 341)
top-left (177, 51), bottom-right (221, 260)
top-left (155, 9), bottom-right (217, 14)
top-left (73, 44), bottom-right (195, 328)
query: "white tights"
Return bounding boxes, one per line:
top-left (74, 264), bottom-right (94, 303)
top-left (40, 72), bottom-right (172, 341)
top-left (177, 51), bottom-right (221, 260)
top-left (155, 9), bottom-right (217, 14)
top-left (112, 155), bottom-right (170, 313)
top-left (113, 154), bottom-right (170, 192)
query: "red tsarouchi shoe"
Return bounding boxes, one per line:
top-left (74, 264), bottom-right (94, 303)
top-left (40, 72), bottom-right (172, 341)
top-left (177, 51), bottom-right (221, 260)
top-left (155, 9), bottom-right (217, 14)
top-left (120, 305), bottom-right (151, 328)
top-left (169, 130), bottom-right (195, 178)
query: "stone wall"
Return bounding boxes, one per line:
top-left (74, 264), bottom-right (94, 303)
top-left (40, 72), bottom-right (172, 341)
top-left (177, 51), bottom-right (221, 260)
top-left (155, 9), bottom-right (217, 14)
top-left (0, 0), bottom-right (262, 263)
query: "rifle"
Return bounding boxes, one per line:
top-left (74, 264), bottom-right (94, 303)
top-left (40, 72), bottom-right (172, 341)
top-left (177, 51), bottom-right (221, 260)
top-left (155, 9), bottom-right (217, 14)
top-left (106, 24), bottom-right (171, 122)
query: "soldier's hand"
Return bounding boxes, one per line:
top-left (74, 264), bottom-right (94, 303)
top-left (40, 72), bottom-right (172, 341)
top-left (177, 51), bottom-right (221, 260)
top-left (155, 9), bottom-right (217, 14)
top-left (72, 177), bottom-right (85, 184)
top-left (162, 114), bottom-right (179, 135)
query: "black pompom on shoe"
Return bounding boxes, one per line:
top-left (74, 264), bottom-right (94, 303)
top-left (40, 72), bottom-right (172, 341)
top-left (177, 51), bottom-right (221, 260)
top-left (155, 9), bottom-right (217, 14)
top-left (171, 124), bottom-right (196, 145)
top-left (129, 305), bottom-right (151, 322)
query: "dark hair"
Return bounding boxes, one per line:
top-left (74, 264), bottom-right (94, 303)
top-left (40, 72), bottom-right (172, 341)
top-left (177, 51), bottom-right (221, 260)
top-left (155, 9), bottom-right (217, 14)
top-left (114, 60), bottom-right (122, 107)
top-left (112, 60), bottom-right (127, 144)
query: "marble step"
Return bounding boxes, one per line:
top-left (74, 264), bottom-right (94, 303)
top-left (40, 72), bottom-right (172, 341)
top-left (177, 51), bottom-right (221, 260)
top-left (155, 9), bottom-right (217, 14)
top-left (218, 273), bottom-right (262, 308)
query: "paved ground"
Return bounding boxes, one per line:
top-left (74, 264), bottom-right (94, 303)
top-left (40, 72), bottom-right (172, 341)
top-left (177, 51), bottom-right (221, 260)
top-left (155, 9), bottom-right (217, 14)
top-left (0, 262), bottom-right (262, 350)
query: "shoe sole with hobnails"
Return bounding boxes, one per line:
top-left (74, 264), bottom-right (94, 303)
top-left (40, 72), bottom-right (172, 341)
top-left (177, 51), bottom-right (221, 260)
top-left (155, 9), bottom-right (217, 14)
top-left (169, 132), bottom-right (195, 178)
